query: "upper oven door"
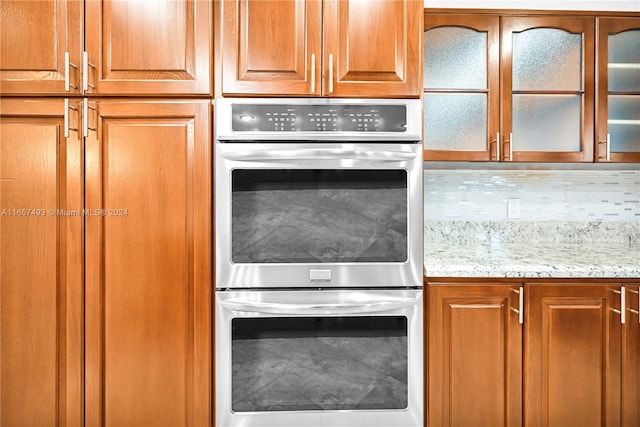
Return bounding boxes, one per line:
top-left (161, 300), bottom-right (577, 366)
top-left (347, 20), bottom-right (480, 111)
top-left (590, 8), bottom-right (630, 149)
top-left (215, 141), bottom-right (423, 289)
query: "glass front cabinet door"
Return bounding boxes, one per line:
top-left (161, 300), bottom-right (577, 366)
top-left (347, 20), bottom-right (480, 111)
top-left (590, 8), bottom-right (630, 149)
top-left (423, 15), bottom-right (499, 161)
top-left (423, 14), bottom-right (597, 162)
top-left (501, 17), bottom-right (595, 162)
top-left (596, 18), bottom-right (640, 162)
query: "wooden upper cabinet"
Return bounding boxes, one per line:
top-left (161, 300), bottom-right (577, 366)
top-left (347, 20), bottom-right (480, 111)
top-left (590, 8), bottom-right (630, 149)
top-left (85, 0), bottom-right (212, 95)
top-left (221, 0), bottom-right (422, 97)
top-left (423, 12), bottom-right (602, 162)
top-left (525, 283), bottom-right (622, 427)
top-left (0, 1), bottom-right (83, 95)
top-left (423, 14), bottom-right (500, 161)
top-left (596, 18), bottom-right (640, 163)
top-left (501, 16), bottom-right (595, 162)
top-left (323, 0), bottom-right (422, 97)
top-left (221, 0), bottom-right (322, 96)
top-left (0, 99), bottom-right (84, 426)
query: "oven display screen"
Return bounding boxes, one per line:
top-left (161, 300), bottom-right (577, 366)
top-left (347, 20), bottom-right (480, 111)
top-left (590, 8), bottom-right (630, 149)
top-left (231, 169), bottom-right (407, 263)
top-left (231, 104), bottom-right (407, 132)
top-left (231, 316), bottom-right (408, 412)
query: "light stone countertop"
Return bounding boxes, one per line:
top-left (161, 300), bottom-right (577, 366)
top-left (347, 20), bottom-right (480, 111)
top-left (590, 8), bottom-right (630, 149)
top-left (424, 242), bottom-right (640, 279)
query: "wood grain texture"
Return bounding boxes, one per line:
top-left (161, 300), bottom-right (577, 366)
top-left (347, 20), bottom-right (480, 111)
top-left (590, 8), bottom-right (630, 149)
top-left (595, 17), bottom-right (640, 163)
top-left (427, 283), bottom-right (522, 427)
top-left (0, 98), bottom-right (84, 426)
top-left (324, 0), bottom-right (422, 97)
top-left (0, 1), bottom-right (83, 95)
top-left (221, 0), bottom-right (322, 96)
top-left (85, 0), bottom-right (211, 95)
top-left (622, 284), bottom-right (640, 427)
top-left (84, 100), bottom-right (211, 427)
top-left (221, 0), bottom-right (421, 97)
top-left (525, 283), bottom-right (622, 427)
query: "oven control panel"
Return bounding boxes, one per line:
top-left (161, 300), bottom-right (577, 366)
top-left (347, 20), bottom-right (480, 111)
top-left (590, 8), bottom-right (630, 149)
top-left (231, 104), bottom-right (407, 132)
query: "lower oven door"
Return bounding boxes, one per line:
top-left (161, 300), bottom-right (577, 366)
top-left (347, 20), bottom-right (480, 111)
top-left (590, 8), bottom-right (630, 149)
top-left (215, 289), bottom-right (423, 427)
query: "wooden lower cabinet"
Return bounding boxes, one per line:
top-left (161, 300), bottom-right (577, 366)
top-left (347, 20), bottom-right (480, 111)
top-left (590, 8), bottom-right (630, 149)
top-left (0, 99), bottom-right (84, 426)
top-left (623, 284), bottom-right (640, 427)
top-left (427, 282), bottom-right (523, 427)
top-left (427, 280), bottom-right (630, 427)
top-left (525, 283), bottom-right (622, 427)
top-left (84, 100), bottom-right (212, 426)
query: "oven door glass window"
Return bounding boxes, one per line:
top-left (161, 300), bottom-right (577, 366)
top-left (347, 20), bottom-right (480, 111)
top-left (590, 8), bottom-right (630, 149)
top-left (231, 316), bottom-right (408, 412)
top-left (231, 169), bottom-right (407, 263)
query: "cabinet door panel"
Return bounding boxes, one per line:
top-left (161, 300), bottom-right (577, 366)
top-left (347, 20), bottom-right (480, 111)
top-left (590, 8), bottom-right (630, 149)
top-left (324, 0), bottom-right (422, 97)
top-left (623, 284), bottom-right (640, 427)
top-left (427, 284), bottom-right (522, 427)
top-left (502, 17), bottom-right (595, 162)
top-left (221, 0), bottom-right (322, 96)
top-left (596, 18), bottom-right (640, 163)
top-left (525, 284), bottom-right (621, 427)
top-left (0, 99), bottom-right (83, 426)
top-left (85, 101), bottom-right (211, 427)
top-left (422, 14), bottom-right (499, 161)
top-left (0, 1), bottom-right (82, 95)
top-left (85, 0), bottom-right (211, 95)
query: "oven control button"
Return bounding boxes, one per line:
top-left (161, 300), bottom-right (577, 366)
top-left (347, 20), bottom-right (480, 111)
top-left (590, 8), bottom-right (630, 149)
top-left (309, 269), bottom-right (332, 281)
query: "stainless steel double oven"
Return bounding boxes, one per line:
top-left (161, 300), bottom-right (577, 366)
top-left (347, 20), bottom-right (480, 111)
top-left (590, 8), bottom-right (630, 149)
top-left (215, 98), bottom-right (423, 427)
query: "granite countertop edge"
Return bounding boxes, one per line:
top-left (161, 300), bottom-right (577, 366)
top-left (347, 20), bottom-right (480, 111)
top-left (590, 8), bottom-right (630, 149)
top-left (424, 242), bottom-right (640, 279)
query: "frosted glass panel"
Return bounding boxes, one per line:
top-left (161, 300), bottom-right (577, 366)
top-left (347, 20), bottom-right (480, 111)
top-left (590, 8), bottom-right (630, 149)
top-left (424, 27), bottom-right (487, 89)
top-left (512, 95), bottom-right (581, 152)
top-left (609, 95), bottom-right (640, 153)
top-left (423, 94), bottom-right (487, 151)
top-left (513, 29), bottom-right (582, 91)
top-left (608, 30), bottom-right (640, 92)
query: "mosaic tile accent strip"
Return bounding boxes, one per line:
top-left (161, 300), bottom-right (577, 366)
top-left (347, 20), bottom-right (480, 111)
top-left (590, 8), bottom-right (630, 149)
top-left (424, 169), bottom-right (640, 223)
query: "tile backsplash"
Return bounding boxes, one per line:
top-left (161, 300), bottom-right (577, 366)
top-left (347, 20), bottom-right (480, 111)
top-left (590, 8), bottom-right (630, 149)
top-left (424, 169), bottom-right (640, 244)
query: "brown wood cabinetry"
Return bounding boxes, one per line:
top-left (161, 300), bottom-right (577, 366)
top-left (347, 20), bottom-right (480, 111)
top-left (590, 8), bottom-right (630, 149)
top-left (221, 0), bottom-right (422, 97)
top-left (525, 283), bottom-right (622, 427)
top-left (426, 280), bottom-right (631, 427)
top-left (84, 100), bottom-right (212, 426)
top-left (1, 99), bottom-right (212, 426)
top-left (0, 98), bottom-right (84, 426)
top-left (424, 11), bottom-right (602, 162)
top-left (85, 0), bottom-right (211, 95)
top-left (427, 283), bottom-right (522, 427)
top-left (0, 1), bottom-right (83, 95)
top-left (423, 14), bottom-right (500, 161)
top-left (596, 18), bottom-right (640, 163)
top-left (501, 17), bottom-right (595, 162)
top-left (1, 0), bottom-right (211, 96)
top-left (622, 284), bottom-right (640, 427)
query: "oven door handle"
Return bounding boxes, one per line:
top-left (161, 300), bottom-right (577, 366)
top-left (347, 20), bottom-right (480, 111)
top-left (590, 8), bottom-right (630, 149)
top-left (220, 148), bottom-right (418, 162)
top-left (218, 297), bottom-right (420, 315)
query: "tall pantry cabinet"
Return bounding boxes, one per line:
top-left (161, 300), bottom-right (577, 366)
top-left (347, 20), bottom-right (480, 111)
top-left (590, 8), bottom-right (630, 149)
top-left (0, 98), bottom-right (85, 427)
top-left (0, 1), bottom-right (212, 426)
